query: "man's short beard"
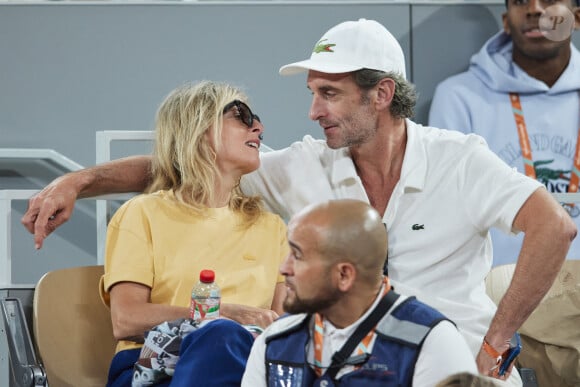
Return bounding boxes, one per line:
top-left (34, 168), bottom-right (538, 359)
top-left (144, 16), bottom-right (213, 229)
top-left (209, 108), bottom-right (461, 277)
top-left (283, 287), bottom-right (342, 314)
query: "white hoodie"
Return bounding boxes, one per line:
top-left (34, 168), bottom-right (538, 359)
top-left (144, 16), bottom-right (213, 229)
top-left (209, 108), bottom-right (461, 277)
top-left (429, 31), bottom-right (580, 266)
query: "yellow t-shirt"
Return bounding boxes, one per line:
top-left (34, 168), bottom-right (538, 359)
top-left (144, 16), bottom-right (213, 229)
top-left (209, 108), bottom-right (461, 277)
top-left (100, 190), bottom-right (288, 352)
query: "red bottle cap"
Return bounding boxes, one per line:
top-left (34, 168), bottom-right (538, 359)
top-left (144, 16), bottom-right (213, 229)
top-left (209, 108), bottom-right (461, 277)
top-left (200, 269), bottom-right (215, 283)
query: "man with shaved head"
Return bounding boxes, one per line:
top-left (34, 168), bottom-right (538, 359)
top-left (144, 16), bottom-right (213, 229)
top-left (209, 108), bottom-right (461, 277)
top-left (241, 199), bottom-right (478, 387)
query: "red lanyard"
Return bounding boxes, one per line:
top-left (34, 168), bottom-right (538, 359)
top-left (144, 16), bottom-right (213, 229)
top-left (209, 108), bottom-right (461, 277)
top-left (312, 277), bottom-right (390, 377)
top-left (509, 92), bottom-right (580, 193)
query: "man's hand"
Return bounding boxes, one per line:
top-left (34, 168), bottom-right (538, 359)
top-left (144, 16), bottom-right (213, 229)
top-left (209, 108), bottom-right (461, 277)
top-left (21, 175), bottom-right (81, 250)
top-left (476, 339), bottom-right (511, 381)
top-left (220, 303), bottom-right (280, 329)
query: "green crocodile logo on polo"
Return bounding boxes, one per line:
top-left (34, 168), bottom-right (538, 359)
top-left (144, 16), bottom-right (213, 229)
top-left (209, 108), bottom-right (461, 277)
top-left (531, 159), bottom-right (580, 217)
top-left (313, 39), bottom-right (336, 53)
top-left (534, 159), bottom-right (570, 185)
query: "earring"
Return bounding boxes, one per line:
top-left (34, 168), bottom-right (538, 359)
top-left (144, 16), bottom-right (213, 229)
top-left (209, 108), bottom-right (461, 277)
top-left (259, 134), bottom-right (264, 140)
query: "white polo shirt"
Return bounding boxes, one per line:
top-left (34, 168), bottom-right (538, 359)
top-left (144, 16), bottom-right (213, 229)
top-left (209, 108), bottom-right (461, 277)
top-left (241, 119), bottom-right (542, 356)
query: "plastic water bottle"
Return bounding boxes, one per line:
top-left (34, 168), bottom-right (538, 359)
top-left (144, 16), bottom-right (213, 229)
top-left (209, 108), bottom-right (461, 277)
top-left (190, 269), bottom-right (221, 323)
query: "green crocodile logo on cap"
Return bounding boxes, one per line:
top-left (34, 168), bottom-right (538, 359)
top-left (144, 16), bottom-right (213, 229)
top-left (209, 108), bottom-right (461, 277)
top-left (313, 39), bottom-right (336, 53)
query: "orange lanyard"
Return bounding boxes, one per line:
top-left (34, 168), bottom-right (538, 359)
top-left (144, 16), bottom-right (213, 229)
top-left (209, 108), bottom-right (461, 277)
top-left (312, 278), bottom-right (391, 377)
top-left (509, 92), bottom-right (580, 192)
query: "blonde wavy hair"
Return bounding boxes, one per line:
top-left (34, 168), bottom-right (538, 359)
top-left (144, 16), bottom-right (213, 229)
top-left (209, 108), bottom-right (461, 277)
top-left (146, 81), bottom-right (263, 226)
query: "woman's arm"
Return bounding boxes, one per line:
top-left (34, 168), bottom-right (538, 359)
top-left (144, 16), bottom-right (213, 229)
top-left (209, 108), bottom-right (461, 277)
top-left (109, 281), bottom-right (189, 341)
top-left (109, 283), bottom-right (283, 340)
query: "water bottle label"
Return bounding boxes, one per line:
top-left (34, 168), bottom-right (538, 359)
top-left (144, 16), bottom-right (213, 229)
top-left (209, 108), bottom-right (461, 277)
top-left (190, 297), bottom-right (220, 322)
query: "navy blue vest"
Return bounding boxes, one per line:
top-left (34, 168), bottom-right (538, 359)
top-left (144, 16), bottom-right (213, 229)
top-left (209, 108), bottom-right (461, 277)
top-left (264, 296), bottom-right (450, 387)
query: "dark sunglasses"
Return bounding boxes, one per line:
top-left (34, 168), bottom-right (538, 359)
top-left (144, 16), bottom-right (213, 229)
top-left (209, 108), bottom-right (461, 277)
top-left (222, 100), bottom-right (261, 128)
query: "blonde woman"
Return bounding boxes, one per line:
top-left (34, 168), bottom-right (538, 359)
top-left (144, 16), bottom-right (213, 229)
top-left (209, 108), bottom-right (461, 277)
top-left (100, 81), bottom-right (288, 386)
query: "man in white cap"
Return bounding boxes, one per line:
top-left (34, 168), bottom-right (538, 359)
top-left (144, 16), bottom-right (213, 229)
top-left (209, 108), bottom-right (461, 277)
top-left (22, 19), bottom-right (576, 385)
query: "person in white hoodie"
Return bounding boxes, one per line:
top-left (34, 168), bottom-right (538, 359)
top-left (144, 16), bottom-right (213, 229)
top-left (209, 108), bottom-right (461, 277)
top-left (429, 0), bottom-right (580, 266)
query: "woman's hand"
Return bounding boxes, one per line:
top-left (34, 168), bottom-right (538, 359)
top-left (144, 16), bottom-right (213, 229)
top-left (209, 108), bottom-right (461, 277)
top-left (220, 303), bottom-right (280, 329)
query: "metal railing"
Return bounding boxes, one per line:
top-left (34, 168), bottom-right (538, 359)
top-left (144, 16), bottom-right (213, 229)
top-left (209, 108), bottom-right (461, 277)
top-left (0, 190), bottom-right (132, 286)
top-left (0, 148), bottom-right (83, 172)
top-left (1, 132), bottom-right (276, 285)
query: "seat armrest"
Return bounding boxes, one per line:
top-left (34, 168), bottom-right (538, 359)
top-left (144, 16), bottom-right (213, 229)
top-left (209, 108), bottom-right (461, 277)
top-left (1, 298), bottom-right (47, 387)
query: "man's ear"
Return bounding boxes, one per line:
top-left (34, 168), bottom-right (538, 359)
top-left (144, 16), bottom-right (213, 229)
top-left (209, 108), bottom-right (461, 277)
top-left (574, 6), bottom-right (580, 30)
top-left (502, 12), bottom-right (511, 35)
top-left (335, 262), bottom-right (356, 292)
top-left (375, 77), bottom-right (396, 110)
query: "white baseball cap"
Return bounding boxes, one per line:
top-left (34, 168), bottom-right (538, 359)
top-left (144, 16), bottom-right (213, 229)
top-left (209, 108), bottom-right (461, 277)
top-left (279, 18), bottom-right (406, 79)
